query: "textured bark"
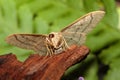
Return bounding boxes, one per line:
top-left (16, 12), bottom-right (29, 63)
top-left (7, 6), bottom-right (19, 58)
top-left (0, 45), bottom-right (89, 80)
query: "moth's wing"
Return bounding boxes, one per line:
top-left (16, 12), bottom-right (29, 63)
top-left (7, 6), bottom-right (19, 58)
top-left (6, 34), bottom-right (48, 55)
top-left (62, 32), bottom-right (86, 46)
top-left (61, 11), bottom-right (105, 46)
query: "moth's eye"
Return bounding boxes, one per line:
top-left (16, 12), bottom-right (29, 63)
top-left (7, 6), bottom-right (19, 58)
top-left (49, 34), bottom-right (54, 38)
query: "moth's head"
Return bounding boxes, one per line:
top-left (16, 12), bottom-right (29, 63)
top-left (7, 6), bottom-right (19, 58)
top-left (48, 32), bottom-right (63, 48)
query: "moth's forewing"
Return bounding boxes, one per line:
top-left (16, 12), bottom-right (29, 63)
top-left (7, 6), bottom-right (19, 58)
top-left (6, 34), bottom-right (48, 55)
top-left (61, 11), bottom-right (105, 46)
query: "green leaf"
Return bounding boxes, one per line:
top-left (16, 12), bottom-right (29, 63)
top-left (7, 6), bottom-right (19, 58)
top-left (18, 4), bottom-right (33, 33)
top-left (34, 17), bottom-right (49, 34)
top-left (102, 0), bottom-right (118, 28)
top-left (99, 41), bottom-right (120, 64)
top-left (104, 58), bottom-right (120, 80)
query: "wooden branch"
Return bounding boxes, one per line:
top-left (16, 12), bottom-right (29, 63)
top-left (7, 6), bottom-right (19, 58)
top-left (0, 45), bottom-right (89, 80)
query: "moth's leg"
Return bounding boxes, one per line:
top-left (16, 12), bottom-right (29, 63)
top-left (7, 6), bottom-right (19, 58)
top-left (49, 48), bottom-right (53, 56)
top-left (45, 40), bottom-right (55, 56)
top-left (46, 44), bottom-right (54, 56)
top-left (62, 36), bottom-right (69, 49)
top-left (46, 47), bottom-right (50, 56)
top-left (45, 38), bottom-right (52, 55)
top-left (49, 46), bottom-right (54, 56)
top-left (45, 43), bottom-right (51, 56)
top-left (61, 40), bottom-right (66, 51)
top-left (56, 37), bottom-right (68, 51)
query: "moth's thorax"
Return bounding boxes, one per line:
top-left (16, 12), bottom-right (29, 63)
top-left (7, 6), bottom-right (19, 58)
top-left (46, 32), bottom-right (63, 48)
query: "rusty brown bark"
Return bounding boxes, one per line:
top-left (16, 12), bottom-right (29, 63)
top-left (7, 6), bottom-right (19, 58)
top-left (0, 45), bottom-right (89, 80)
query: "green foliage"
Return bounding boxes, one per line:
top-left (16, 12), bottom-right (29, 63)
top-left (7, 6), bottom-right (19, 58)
top-left (0, 0), bottom-right (120, 80)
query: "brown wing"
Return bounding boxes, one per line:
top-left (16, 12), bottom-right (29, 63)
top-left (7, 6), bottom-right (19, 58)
top-left (61, 11), bottom-right (105, 46)
top-left (6, 34), bottom-right (48, 55)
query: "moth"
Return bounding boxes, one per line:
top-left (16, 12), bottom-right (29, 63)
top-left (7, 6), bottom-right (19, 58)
top-left (6, 11), bottom-right (105, 56)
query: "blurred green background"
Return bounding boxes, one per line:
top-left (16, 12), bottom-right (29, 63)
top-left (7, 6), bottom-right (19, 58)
top-left (0, 0), bottom-right (120, 80)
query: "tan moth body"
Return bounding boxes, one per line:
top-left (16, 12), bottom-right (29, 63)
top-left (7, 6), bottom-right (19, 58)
top-left (6, 11), bottom-right (105, 55)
